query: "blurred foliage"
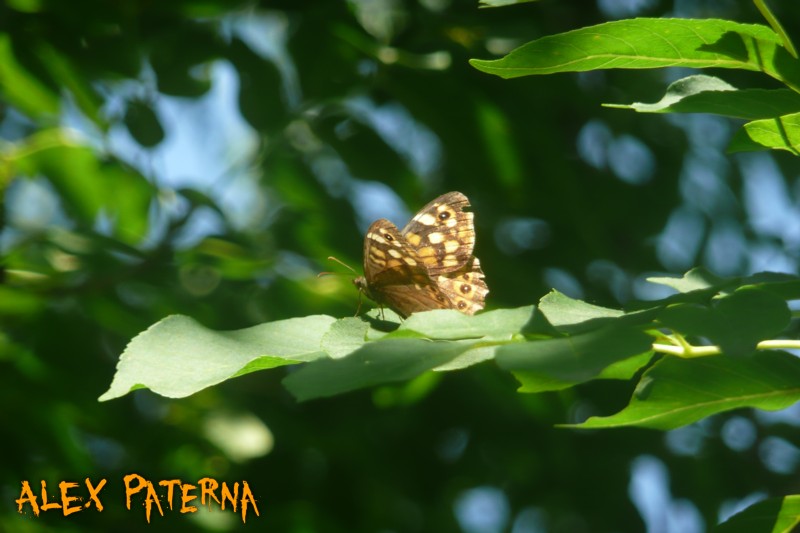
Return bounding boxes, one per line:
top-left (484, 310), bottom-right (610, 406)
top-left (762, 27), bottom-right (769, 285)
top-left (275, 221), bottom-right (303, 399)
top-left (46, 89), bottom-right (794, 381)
top-left (3, 0), bottom-right (800, 532)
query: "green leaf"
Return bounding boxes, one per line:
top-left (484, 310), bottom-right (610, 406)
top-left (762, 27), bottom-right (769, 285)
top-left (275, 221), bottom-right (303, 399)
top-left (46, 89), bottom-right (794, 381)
top-left (729, 112), bottom-right (800, 155)
top-left (647, 267), bottom-right (730, 293)
top-left (713, 495), bottom-right (800, 533)
top-left (99, 314), bottom-right (334, 401)
top-left (658, 287), bottom-right (791, 356)
top-left (322, 317), bottom-right (370, 359)
top-left (754, 0), bottom-right (798, 59)
top-left (469, 19), bottom-right (799, 90)
top-left (398, 306), bottom-right (534, 340)
top-left (396, 307), bottom-right (536, 371)
top-left (569, 351), bottom-right (800, 430)
top-left (0, 34), bottom-right (59, 119)
top-left (610, 75), bottom-right (800, 119)
top-left (496, 325), bottom-right (653, 390)
top-left (539, 290), bottom-right (622, 326)
top-left (283, 338), bottom-right (471, 402)
top-left (538, 290), bottom-right (658, 333)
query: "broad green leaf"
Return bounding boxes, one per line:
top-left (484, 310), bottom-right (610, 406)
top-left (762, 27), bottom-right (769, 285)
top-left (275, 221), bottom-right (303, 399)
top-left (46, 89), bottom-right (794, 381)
top-left (100, 314), bottom-right (334, 401)
top-left (322, 317), bottom-right (370, 359)
top-left (729, 112), bottom-right (800, 155)
top-left (569, 351), bottom-right (800, 430)
top-left (0, 34), bottom-right (59, 119)
top-left (469, 19), bottom-right (799, 91)
top-left (496, 325), bottom-right (653, 387)
top-left (713, 495), bottom-right (800, 533)
top-left (398, 306), bottom-right (534, 340)
top-left (611, 75), bottom-right (800, 119)
top-left (397, 307), bottom-right (539, 371)
top-left (283, 338), bottom-right (471, 401)
top-left (658, 287), bottom-right (791, 356)
top-left (539, 290), bottom-right (622, 326)
top-left (539, 290), bottom-right (658, 333)
top-left (647, 267), bottom-right (730, 293)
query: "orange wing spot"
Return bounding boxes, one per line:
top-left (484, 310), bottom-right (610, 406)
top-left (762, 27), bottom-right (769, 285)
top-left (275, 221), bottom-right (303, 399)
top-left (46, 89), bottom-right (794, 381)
top-left (405, 232), bottom-right (422, 247)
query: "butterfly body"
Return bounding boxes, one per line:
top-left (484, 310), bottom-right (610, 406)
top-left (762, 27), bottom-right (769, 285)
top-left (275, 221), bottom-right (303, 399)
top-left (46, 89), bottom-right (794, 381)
top-left (354, 192), bottom-right (488, 318)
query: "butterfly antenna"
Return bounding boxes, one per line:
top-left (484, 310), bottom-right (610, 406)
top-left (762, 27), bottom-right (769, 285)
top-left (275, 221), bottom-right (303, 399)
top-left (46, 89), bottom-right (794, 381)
top-left (327, 256), bottom-right (358, 274)
top-left (318, 256), bottom-right (359, 278)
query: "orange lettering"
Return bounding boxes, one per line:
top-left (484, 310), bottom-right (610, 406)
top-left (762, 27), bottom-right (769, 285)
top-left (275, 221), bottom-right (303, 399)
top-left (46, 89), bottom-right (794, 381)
top-left (123, 474), bottom-right (146, 509)
top-left (16, 481), bottom-right (40, 516)
top-left (199, 478), bottom-right (220, 508)
top-left (124, 474), bottom-right (164, 523)
top-left (40, 480), bottom-right (61, 511)
top-left (142, 482), bottom-right (164, 522)
top-left (221, 481), bottom-right (238, 512)
top-left (180, 483), bottom-right (197, 514)
top-left (84, 478), bottom-right (106, 511)
top-left (240, 481), bottom-right (259, 524)
top-left (59, 481), bottom-right (81, 516)
top-left (158, 479), bottom-right (181, 510)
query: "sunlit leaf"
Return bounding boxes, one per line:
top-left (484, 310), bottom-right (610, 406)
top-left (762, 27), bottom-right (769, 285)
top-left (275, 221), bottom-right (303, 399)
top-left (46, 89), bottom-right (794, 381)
top-left (610, 75), bottom-right (800, 119)
top-left (538, 290), bottom-right (657, 333)
top-left (398, 306), bottom-right (534, 340)
top-left (647, 267), bottom-right (730, 293)
top-left (99, 314), bottom-right (334, 401)
top-left (322, 317), bottom-right (371, 359)
top-left (713, 495), bottom-right (800, 533)
top-left (729, 112), bottom-right (800, 155)
top-left (569, 351), bottom-right (800, 430)
top-left (469, 19), bottom-right (790, 86)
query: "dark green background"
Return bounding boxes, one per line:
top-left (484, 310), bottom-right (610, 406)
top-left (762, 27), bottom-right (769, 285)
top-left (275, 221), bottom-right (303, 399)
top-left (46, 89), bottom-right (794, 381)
top-left (3, 1), bottom-right (799, 531)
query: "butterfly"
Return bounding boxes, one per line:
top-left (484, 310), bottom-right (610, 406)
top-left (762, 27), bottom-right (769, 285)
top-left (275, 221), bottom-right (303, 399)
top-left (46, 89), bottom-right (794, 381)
top-left (353, 191), bottom-right (488, 318)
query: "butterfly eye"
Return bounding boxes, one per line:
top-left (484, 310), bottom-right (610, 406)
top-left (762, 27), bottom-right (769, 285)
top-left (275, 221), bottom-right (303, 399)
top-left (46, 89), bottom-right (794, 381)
top-left (438, 211), bottom-right (450, 220)
top-left (385, 233), bottom-right (394, 241)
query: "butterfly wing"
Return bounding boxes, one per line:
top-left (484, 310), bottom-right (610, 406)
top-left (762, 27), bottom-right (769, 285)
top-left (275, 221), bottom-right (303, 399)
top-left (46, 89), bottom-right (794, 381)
top-left (357, 219), bottom-right (449, 318)
top-left (400, 191), bottom-right (476, 276)
top-left (433, 257), bottom-right (489, 315)
top-left (356, 192), bottom-right (489, 318)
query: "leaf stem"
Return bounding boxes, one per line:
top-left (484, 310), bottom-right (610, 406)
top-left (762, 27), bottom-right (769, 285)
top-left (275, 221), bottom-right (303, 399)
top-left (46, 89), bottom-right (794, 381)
top-left (653, 339), bottom-right (800, 358)
top-left (753, 0), bottom-right (798, 58)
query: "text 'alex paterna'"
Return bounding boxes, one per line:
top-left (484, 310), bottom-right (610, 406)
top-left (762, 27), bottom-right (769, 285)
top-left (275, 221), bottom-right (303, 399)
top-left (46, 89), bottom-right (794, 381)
top-left (16, 475), bottom-right (260, 523)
